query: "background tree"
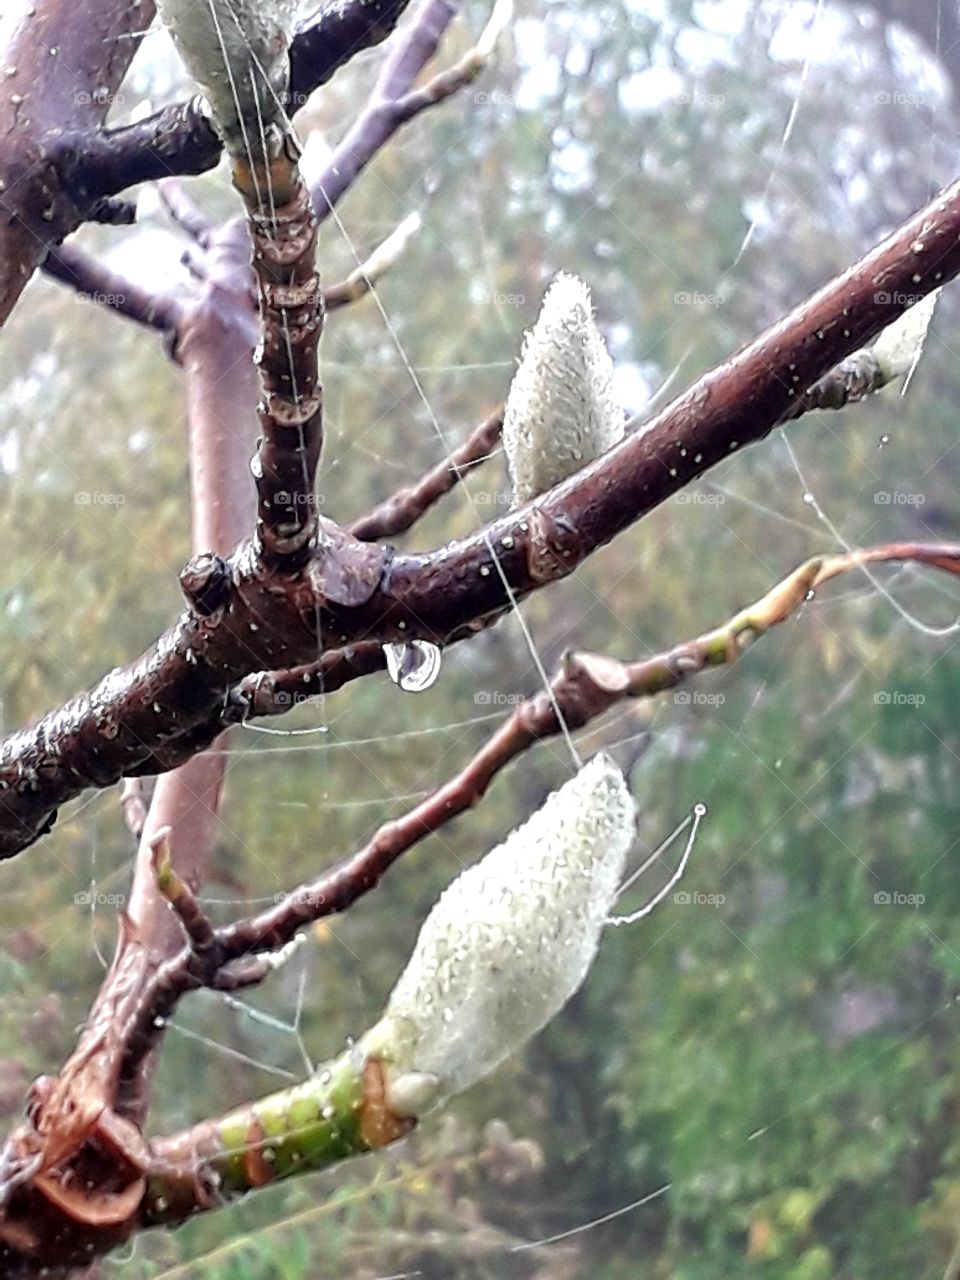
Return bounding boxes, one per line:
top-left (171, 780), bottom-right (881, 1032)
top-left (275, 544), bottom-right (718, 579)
top-left (2, 0), bottom-right (960, 1276)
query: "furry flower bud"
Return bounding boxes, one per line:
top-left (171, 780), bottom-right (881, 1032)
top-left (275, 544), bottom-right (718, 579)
top-left (503, 274), bottom-right (626, 505)
top-left (362, 754), bottom-right (636, 1116)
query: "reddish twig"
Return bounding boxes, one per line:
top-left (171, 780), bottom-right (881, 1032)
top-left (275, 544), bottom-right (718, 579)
top-left (312, 0), bottom-right (491, 216)
top-left (350, 412), bottom-right (503, 540)
top-left (157, 179), bottom-right (213, 246)
top-left (43, 244), bottom-right (182, 340)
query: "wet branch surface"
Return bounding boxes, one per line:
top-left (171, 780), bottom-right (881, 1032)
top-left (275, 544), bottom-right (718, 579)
top-left (1, 176), bottom-right (959, 859)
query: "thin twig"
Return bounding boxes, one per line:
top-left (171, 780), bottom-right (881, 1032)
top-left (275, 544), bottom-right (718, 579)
top-left (43, 244), bottom-right (182, 340)
top-left (312, 0), bottom-right (512, 215)
top-left (350, 411), bottom-right (503, 540)
top-left (157, 179), bottom-right (214, 246)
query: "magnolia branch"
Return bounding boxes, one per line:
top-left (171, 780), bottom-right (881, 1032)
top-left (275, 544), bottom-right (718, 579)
top-left (0, 177), bottom-right (958, 858)
top-left (350, 410), bottom-right (503, 540)
top-left (43, 245), bottom-right (182, 340)
top-left (30, 537), bottom-right (946, 1249)
top-left (44, 0), bottom-right (419, 209)
top-left (312, 0), bottom-right (513, 216)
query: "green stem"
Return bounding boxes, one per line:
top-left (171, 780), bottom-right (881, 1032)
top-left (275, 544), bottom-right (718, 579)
top-left (143, 1050), bottom-right (412, 1226)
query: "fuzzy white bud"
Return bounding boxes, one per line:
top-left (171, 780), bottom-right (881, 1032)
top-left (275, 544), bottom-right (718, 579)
top-left (873, 288), bottom-right (940, 382)
top-left (157, 0), bottom-right (298, 156)
top-left (362, 754), bottom-right (636, 1116)
top-left (503, 274), bottom-right (626, 505)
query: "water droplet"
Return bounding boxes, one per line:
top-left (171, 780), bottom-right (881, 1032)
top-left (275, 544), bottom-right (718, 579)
top-left (383, 640), bottom-right (442, 693)
top-left (879, 433), bottom-right (890, 447)
top-left (802, 492), bottom-right (815, 505)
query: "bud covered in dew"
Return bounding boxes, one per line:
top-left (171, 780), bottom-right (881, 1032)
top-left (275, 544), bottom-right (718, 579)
top-left (157, 0), bottom-right (299, 156)
top-left (503, 273), bottom-right (626, 505)
top-left (873, 288), bottom-right (940, 382)
top-left (361, 753), bottom-right (636, 1117)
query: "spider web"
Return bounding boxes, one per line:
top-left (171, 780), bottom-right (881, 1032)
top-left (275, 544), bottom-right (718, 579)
top-left (1, 0), bottom-right (960, 1275)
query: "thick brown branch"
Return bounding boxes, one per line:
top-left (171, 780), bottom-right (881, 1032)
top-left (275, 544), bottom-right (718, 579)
top-left (0, 0), bottom-right (154, 325)
top-left (233, 154), bottom-right (325, 566)
top-left (350, 411), bottom-right (503, 540)
top-left (0, 176), bottom-right (958, 858)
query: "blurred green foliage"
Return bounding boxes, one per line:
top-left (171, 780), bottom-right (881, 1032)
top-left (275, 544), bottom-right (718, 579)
top-left (2, 0), bottom-right (960, 1275)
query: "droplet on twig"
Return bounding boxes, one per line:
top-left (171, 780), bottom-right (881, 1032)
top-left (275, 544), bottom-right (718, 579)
top-left (383, 641), bottom-right (442, 693)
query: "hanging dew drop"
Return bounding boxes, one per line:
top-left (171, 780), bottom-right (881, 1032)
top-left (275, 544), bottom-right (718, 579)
top-left (802, 492), bottom-right (815, 505)
top-left (383, 640), bottom-right (442, 693)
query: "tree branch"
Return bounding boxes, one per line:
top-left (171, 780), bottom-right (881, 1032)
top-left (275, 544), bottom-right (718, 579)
top-left (350, 411), bottom-right (503, 540)
top-left (0, 0), bottom-right (155, 324)
top-left (157, 179), bottom-right (213, 246)
top-left (47, 0), bottom-right (418, 216)
top-left (0, 174), bottom-right (957, 859)
top-left (311, 0), bottom-right (510, 215)
top-left (0, 537), bottom-right (938, 1270)
top-left (42, 244), bottom-right (182, 340)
